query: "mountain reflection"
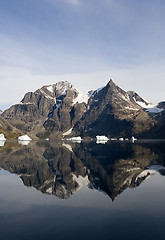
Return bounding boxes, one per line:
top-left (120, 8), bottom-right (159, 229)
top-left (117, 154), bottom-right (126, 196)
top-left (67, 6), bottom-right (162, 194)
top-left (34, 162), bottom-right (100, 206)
top-left (0, 141), bottom-right (165, 200)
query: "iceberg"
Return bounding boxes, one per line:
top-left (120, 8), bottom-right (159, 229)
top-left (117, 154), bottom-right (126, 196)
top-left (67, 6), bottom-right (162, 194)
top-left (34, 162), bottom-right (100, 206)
top-left (118, 138), bottom-right (124, 141)
top-left (0, 134), bottom-right (6, 147)
top-left (0, 133), bottom-right (6, 141)
top-left (96, 135), bottom-right (109, 144)
top-left (67, 136), bottom-right (82, 143)
top-left (96, 135), bottom-right (109, 141)
top-left (131, 136), bottom-right (137, 142)
top-left (18, 135), bottom-right (32, 146)
top-left (18, 135), bottom-right (32, 141)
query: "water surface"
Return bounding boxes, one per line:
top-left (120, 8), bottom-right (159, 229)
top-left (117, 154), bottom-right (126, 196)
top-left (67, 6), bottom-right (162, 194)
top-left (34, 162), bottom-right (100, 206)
top-left (0, 140), bottom-right (165, 240)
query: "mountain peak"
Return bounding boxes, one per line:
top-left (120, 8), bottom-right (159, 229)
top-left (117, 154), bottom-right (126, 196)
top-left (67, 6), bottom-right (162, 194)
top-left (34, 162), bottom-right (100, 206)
top-left (107, 79), bottom-right (116, 86)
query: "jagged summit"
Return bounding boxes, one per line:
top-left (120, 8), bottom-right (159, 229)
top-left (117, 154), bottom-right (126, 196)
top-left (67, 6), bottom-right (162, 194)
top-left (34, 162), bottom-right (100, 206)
top-left (38, 81), bottom-right (78, 99)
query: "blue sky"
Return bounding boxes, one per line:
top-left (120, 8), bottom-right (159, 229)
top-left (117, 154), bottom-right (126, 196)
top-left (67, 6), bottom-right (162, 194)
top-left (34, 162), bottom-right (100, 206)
top-left (0, 0), bottom-right (165, 110)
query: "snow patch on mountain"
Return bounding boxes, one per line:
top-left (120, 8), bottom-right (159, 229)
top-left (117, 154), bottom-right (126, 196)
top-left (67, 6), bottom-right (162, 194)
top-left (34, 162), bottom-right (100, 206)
top-left (133, 98), bottom-right (164, 113)
top-left (145, 104), bottom-right (164, 113)
top-left (95, 86), bottom-right (104, 94)
top-left (72, 91), bottom-right (90, 105)
top-left (135, 100), bottom-right (149, 108)
top-left (55, 81), bottom-right (77, 96)
top-left (40, 89), bottom-right (56, 102)
top-left (125, 107), bottom-right (139, 111)
top-left (62, 128), bottom-right (73, 136)
top-left (47, 85), bottom-right (54, 93)
top-left (72, 85), bottom-right (105, 105)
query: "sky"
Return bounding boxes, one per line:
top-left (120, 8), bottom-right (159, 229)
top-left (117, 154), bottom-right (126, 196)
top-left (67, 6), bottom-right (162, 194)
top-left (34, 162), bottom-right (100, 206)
top-left (0, 0), bottom-right (165, 110)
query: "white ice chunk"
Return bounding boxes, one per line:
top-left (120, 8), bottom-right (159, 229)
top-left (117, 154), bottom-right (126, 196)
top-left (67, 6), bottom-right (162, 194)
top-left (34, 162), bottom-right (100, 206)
top-left (67, 136), bottom-right (82, 142)
top-left (118, 137), bottom-right (124, 141)
top-left (131, 136), bottom-right (137, 142)
top-left (96, 135), bottom-right (109, 141)
top-left (0, 133), bottom-right (6, 141)
top-left (18, 135), bottom-right (32, 141)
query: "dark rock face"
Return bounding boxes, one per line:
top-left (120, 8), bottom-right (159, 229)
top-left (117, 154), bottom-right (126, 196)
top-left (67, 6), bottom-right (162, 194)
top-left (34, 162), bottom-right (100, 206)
top-left (1, 79), bottom-right (165, 139)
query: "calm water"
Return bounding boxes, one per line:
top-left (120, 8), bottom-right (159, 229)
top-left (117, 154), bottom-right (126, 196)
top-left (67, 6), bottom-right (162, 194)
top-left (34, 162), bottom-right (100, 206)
top-left (0, 140), bottom-right (165, 240)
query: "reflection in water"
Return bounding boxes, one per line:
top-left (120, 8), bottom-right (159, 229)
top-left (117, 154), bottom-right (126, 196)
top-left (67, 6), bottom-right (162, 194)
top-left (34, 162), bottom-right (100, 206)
top-left (0, 140), bottom-right (5, 147)
top-left (0, 141), bottom-right (165, 201)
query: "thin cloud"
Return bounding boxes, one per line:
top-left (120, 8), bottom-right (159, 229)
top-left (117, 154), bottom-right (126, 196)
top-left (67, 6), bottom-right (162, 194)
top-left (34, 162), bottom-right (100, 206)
top-left (65, 0), bottom-right (80, 5)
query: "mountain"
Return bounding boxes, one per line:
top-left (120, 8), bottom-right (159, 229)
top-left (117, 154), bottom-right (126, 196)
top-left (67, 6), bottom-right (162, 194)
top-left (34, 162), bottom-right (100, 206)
top-left (2, 81), bottom-right (88, 139)
top-left (1, 79), bottom-right (165, 139)
top-left (73, 80), bottom-right (164, 138)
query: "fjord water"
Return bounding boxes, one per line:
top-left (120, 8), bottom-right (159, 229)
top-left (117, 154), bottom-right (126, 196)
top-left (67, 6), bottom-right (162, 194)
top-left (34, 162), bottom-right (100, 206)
top-left (0, 141), bottom-right (165, 240)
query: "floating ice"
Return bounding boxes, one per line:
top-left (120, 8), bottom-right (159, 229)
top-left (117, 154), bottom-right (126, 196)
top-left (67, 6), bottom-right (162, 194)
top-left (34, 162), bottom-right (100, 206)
top-left (118, 138), bottom-right (124, 141)
top-left (67, 136), bottom-right (82, 142)
top-left (96, 135), bottom-right (109, 141)
top-left (0, 133), bottom-right (6, 141)
top-left (131, 136), bottom-right (137, 142)
top-left (18, 135), bottom-right (32, 141)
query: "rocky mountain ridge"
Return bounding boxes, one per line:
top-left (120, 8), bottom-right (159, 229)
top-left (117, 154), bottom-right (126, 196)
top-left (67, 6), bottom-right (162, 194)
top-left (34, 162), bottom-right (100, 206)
top-left (1, 79), bottom-right (165, 139)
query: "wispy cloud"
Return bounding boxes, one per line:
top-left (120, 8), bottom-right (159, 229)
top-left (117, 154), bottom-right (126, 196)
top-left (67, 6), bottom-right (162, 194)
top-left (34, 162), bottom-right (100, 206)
top-left (65, 0), bottom-right (80, 5)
